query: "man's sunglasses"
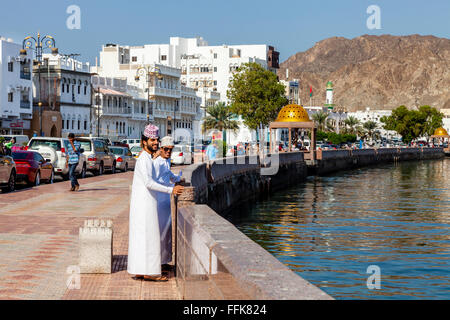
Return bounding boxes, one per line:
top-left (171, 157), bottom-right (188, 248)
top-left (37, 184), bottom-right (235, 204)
top-left (162, 147), bottom-right (174, 152)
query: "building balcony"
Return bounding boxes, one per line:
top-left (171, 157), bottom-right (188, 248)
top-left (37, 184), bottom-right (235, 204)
top-left (130, 113), bottom-right (148, 121)
top-left (153, 109), bottom-right (180, 119)
top-left (148, 87), bottom-right (181, 99)
top-left (179, 108), bottom-right (198, 115)
top-left (102, 107), bottom-right (132, 117)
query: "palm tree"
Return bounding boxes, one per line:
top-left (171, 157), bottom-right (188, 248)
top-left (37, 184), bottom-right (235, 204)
top-left (363, 120), bottom-right (378, 141)
top-left (312, 111), bottom-right (329, 131)
top-left (202, 102), bottom-right (240, 143)
top-left (326, 119), bottom-right (336, 133)
top-left (344, 116), bottom-right (360, 135)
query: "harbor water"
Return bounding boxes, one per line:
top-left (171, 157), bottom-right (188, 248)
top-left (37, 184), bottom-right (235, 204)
top-left (227, 159), bottom-right (450, 299)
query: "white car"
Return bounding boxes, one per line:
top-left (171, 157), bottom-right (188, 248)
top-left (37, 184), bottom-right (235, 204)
top-left (27, 137), bottom-right (87, 179)
top-left (130, 146), bottom-right (143, 158)
top-left (121, 139), bottom-right (141, 149)
top-left (171, 145), bottom-right (192, 165)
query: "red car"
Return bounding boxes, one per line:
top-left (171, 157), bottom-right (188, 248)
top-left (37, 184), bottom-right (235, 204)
top-left (12, 151), bottom-right (54, 186)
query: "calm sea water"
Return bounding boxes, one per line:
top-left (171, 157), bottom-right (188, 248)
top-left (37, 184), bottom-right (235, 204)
top-left (226, 159), bottom-right (450, 299)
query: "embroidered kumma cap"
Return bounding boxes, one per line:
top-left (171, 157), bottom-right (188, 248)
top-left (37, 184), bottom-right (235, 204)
top-left (160, 136), bottom-right (174, 147)
top-left (144, 124), bottom-right (159, 139)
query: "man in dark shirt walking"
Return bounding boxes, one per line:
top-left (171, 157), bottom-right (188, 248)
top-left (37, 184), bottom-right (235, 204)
top-left (67, 133), bottom-right (81, 192)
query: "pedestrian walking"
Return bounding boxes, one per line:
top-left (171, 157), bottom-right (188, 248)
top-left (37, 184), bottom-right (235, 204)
top-left (206, 140), bottom-right (218, 161)
top-left (67, 133), bottom-right (81, 192)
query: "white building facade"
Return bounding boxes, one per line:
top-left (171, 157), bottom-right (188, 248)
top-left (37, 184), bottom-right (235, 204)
top-left (91, 76), bottom-right (148, 140)
top-left (38, 54), bottom-right (92, 137)
top-left (347, 108), bottom-right (400, 139)
top-left (0, 38), bottom-right (33, 135)
top-left (92, 43), bottom-right (201, 142)
top-left (94, 37), bottom-right (279, 144)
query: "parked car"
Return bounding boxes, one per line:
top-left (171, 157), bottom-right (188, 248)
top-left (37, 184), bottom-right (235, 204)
top-left (1, 135), bottom-right (29, 147)
top-left (0, 144), bottom-right (16, 193)
top-left (27, 137), bottom-right (87, 179)
top-left (77, 137), bottom-right (116, 175)
top-left (121, 139), bottom-right (141, 149)
top-left (130, 146), bottom-right (143, 158)
top-left (111, 140), bottom-right (129, 149)
top-left (12, 151), bottom-right (54, 186)
top-left (108, 146), bottom-right (136, 172)
top-left (171, 144), bottom-right (193, 165)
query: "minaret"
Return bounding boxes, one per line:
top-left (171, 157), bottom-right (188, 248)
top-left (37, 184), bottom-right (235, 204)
top-left (325, 81), bottom-right (334, 110)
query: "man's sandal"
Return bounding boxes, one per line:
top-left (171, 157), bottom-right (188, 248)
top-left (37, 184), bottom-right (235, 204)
top-left (143, 275), bottom-right (168, 282)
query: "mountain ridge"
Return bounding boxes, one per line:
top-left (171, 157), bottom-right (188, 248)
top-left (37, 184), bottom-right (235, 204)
top-left (278, 34), bottom-right (450, 111)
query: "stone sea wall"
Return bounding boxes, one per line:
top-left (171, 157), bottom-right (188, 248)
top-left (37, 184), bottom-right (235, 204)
top-left (315, 147), bottom-right (444, 175)
top-left (182, 152), bottom-right (308, 214)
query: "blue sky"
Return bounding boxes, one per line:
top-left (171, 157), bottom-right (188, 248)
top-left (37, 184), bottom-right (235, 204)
top-left (0, 0), bottom-right (448, 64)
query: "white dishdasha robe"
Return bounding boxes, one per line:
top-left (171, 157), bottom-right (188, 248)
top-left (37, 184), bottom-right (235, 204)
top-left (127, 151), bottom-right (174, 276)
top-left (153, 156), bottom-right (182, 265)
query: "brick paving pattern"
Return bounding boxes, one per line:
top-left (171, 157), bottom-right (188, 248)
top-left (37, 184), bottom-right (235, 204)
top-left (0, 172), bottom-right (180, 300)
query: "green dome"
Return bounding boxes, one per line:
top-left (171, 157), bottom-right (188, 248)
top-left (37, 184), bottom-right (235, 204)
top-left (326, 81), bottom-right (333, 89)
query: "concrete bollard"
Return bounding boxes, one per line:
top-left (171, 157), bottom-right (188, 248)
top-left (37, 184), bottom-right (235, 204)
top-left (79, 219), bottom-right (113, 274)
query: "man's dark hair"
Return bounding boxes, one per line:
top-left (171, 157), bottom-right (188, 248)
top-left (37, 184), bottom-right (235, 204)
top-left (68, 133), bottom-right (75, 139)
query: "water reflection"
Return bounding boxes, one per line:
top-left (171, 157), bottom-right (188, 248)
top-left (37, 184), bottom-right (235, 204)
top-left (227, 160), bottom-right (450, 299)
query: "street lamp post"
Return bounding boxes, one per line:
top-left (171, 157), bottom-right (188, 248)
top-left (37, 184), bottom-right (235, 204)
top-left (135, 65), bottom-right (162, 127)
top-left (21, 33), bottom-right (58, 137)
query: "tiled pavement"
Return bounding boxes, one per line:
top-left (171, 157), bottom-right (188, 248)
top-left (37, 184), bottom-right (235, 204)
top-left (0, 172), bottom-right (180, 300)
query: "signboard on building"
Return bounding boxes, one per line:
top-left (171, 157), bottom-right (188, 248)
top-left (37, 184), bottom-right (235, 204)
top-left (1, 119), bottom-right (31, 129)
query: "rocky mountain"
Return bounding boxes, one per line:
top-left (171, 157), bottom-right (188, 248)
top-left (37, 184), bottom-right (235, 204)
top-left (278, 34), bottom-right (450, 112)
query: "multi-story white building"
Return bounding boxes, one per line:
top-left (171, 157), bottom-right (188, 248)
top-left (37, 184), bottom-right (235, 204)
top-left (0, 37), bottom-right (33, 135)
top-left (92, 43), bottom-right (202, 142)
top-left (35, 54), bottom-right (92, 137)
top-left (94, 37), bottom-right (279, 144)
top-left (91, 76), bottom-right (148, 140)
top-left (347, 108), bottom-right (400, 139)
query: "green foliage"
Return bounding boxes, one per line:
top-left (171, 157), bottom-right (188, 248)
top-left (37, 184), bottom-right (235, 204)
top-left (227, 62), bottom-right (288, 130)
top-left (418, 105), bottom-right (444, 137)
top-left (363, 120), bottom-right (378, 140)
top-left (317, 131), bottom-right (357, 145)
top-left (381, 105), bottom-right (443, 144)
top-left (311, 111), bottom-right (329, 131)
top-left (202, 102), bottom-right (240, 133)
top-left (0, 137), bottom-right (4, 144)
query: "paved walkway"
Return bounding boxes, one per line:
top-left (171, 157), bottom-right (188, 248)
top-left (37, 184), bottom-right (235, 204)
top-left (0, 172), bottom-right (180, 300)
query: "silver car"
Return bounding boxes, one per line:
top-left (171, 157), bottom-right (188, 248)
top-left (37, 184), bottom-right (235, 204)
top-left (77, 138), bottom-right (116, 175)
top-left (108, 146), bottom-right (136, 172)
